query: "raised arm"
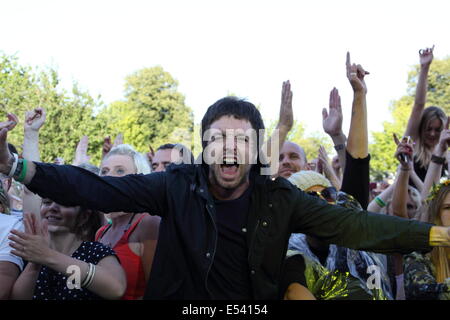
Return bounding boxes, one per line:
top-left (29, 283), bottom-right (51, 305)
top-left (322, 87), bottom-right (346, 172)
top-left (346, 52), bottom-right (369, 158)
top-left (72, 135), bottom-right (91, 166)
top-left (421, 118), bottom-right (450, 202)
top-left (264, 81), bottom-right (293, 175)
top-left (339, 52), bottom-right (371, 209)
top-left (0, 122), bottom-right (168, 216)
top-left (391, 134), bottom-right (414, 219)
top-left (367, 183), bottom-right (395, 213)
top-left (317, 145), bottom-right (341, 190)
top-left (404, 46), bottom-right (434, 139)
top-left (22, 108), bottom-right (46, 215)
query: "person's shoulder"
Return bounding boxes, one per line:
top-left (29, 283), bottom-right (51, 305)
top-left (136, 213), bottom-right (160, 233)
top-left (165, 164), bottom-right (202, 186)
top-left (0, 214), bottom-right (23, 234)
top-left (165, 163), bottom-right (197, 175)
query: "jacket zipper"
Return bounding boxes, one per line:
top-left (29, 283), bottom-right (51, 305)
top-left (247, 219), bottom-right (260, 264)
top-left (204, 203), bottom-right (218, 298)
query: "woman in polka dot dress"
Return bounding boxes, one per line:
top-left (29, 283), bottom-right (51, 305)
top-left (8, 203), bottom-right (127, 300)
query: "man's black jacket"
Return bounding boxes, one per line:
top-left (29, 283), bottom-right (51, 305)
top-left (27, 162), bottom-right (433, 299)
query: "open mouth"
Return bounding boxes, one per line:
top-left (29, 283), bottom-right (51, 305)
top-left (220, 157), bottom-right (239, 177)
top-left (220, 164), bottom-right (239, 175)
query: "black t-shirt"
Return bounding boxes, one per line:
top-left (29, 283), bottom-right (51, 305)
top-left (411, 158), bottom-right (447, 189)
top-left (207, 185), bottom-right (253, 300)
top-left (280, 254), bottom-right (308, 296)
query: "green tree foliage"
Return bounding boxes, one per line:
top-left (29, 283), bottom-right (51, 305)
top-left (98, 66), bottom-right (194, 154)
top-left (0, 53), bottom-right (104, 164)
top-left (370, 56), bottom-right (450, 180)
top-left (407, 58), bottom-right (450, 112)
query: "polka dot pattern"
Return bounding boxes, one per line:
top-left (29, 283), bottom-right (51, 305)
top-left (33, 241), bottom-right (116, 300)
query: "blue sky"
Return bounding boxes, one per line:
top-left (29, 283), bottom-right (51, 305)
top-left (1, 0), bottom-right (449, 138)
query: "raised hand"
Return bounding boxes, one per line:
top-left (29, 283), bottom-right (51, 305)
top-left (309, 158), bottom-right (322, 174)
top-left (112, 133), bottom-right (124, 147)
top-left (102, 136), bottom-right (113, 159)
top-left (147, 145), bottom-right (155, 164)
top-left (346, 52), bottom-right (370, 94)
top-left (331, 155), bottom-right (340, 171)
top-left (278, 80), bottom-right (293, 132)
top-left (317, 145), bottom-right (330, 166)
top-left (0, 113), bottom-right (18, 173)
top-left (0, 113), bottom-right (18, 132)
top-left (419, 45), bottom-right (434, 67)
top-left (393, 133), bottom-right (414, 167)
top-left (318, 146), bottom-right (342, 189)
top-left (322, 87), bottom-right (343, 137)
top-left (24, 108), bottom-right (46, 132)
top-left (73, 135), bottom-right (91, 165)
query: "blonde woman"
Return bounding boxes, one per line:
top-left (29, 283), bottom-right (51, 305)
top-left (96, 144), bottom-right (160, 300)
top-left (404, 46), bottom-right (447, 185)
top-left (403, 180), bottom-right (450, 299)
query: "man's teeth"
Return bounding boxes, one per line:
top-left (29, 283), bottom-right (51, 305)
top-left (223, 158), bottom-right (237, 164)
top-left (47, 216), bottom-right (61, 221)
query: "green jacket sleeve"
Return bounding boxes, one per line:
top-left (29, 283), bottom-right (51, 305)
top-left (290, 189), bottom-right (433, 255)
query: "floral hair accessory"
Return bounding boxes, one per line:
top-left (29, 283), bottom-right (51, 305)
top-left (427, 178), bottom-right (450, 203)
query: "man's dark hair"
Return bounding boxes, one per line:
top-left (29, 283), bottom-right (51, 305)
top-left (201, 96), bottom-right (265, 149)
top-left (157, 143), bottom-right (194, 164)
top-left (157, 143), bottom-right (177, 151)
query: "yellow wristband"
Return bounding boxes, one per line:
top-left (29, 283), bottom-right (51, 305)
top-left (429, 226), bottom-right (450, 247)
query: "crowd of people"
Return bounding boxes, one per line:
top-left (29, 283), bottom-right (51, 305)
top-left (0, 47), bottom-right (449, 300)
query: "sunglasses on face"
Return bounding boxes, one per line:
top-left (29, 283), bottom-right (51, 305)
top-left (306, 187), bottom-right (338, 203)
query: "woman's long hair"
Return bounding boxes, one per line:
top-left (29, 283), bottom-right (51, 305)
top-left (72, 207), bottom-right (103, 242)
top-left (415, 106), bottom-right (446, 169)
top-left (427, 184), bottom-right (450, 283)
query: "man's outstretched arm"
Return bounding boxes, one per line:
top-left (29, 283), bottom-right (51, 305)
top-left (291, 188), bottom-right (450, 254)
top-left (0, 126), bottom-right (168, 216)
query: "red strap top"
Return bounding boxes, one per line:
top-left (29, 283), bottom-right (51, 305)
top-left (96, 214), bottom-right (147, 300)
